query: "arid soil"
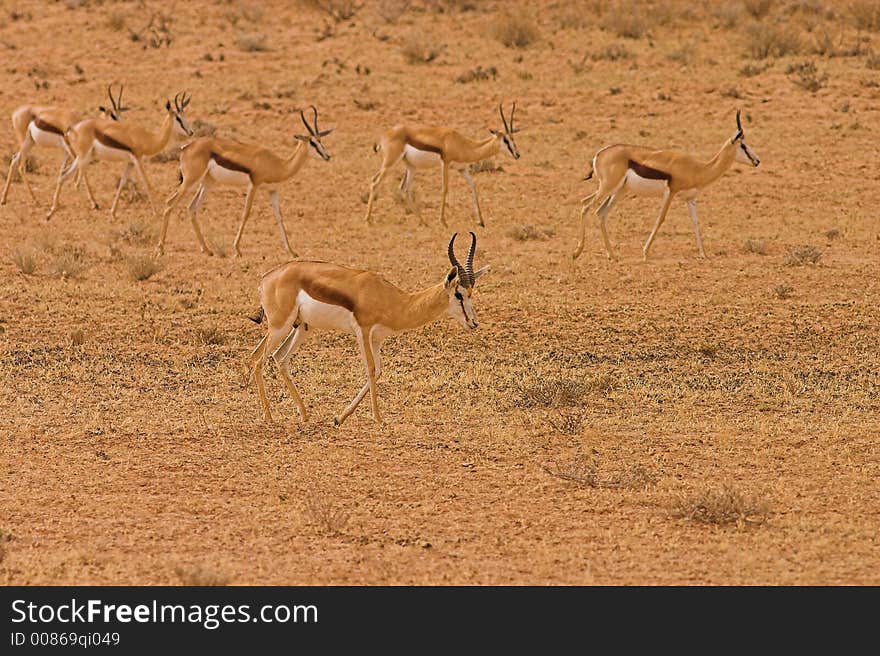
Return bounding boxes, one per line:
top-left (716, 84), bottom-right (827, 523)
top-left (1, 0), bottom-right (878, 585)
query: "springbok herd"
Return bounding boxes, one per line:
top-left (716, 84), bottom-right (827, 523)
top-left (3, 87), bottom-right (761, 426)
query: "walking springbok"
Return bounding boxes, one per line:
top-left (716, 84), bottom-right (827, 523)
top-left (572, 109), bottom-right (761, 261)
top-left (364, 103), bottom-right (521, 227)
top-left (1, 85), bottom-right (127, 207)
top-left (48, 91), bottom-right (193, 220)
top-left (156, 106), bottom-right (333, 257)
top-left (248, 232), bottom-right (489, 426)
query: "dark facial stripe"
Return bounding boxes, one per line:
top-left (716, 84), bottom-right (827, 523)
top-left (95, 130), bottom-right (132, 152)
top-left (301, 278), bottom-right (355, 312)
top-left (628, 159), bottom-right (670, 181)
top-left (210, 152), bottom-right (250, 175)
top-left (406, 136), bottom-right (443, 155)
top-left (33, 118), bottom-right (65, 135)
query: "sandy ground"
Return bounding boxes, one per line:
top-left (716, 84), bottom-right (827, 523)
top-left (0, 1), bottom-right (878, 584)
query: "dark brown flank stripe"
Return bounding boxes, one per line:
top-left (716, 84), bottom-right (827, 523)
top-left (210, 152), bottom-right (251, 175)
top-left (406, 136), bottom-right (443, 156)
top-left (628, 159), bottom-right (670, 181)
top-left (33, 118), bottom-right (64, 136)
top-left (95, 130), bottom-right (132, 152)
top-left (301, 278), bottom-right (355, 313)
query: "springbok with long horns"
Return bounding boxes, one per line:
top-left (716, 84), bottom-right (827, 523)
top-left (248, 232), bottom-right (489, 426)
top-left (364, 103), bottom-right (521, 227)
top-left (49, 91), bottom-right (193, 220)
top-left (572, 109), bottom-right (761, 261)
top-left (1, 84), bottom-right (128, 207)
top-left (157, 106), bottom-right (333, 257)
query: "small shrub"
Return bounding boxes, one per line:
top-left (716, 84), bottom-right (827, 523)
top-left (787, 60), bottom-right (827, 91)
top-left (378, 0), bottom-right (410, 23)
top-left (513, 373), bottom-right (614, 409)
top-left (402, 36), bottom-right (446, 64)
top-left (743, 238), bottom-right (768, 255)
top-left (548, 409), bottom-right (587, 435)
top-left (11, 247), bottom-right (37, 275)
top-left (50, 247), bottom-right (88, 279)
top-left (308, 0), bottom-right (363, 22)
top-left (740, 62), bottom-right (770, 77)
top-left (824, 227), bottom-right (842, 240)
top-left (850, 0), bottom-right (880, 30)
top-left (712, 3), bottom-right (742, 29)
top-left (455, 65), bottom-right (497, 83)
top-left (785, 245), bottom-right (822, 266)
top-left (196, 326), bottom-right (226, 346)
top-left (506, 224), bottom-right (555, 241)
top-left (601, 12), bottom-right (647, 39)
top-left (866, 49), bottom-right (880, 69)
top-left (304, 496), bottom-right (350, 536)
top-left (235, 31), bottom-right (268, 52)
top-left (592, 43), bottom-right (631, 61)
top-left (772, 284), bottom-right (794, 299)
top-left (742, 0), bottom-right (773, 19)
top-left (745, 22), bottom-right (802, 59)
top-left (69, 329), bottom-right (85, 347)
top-left (491, 10), bottom-right (539, 48)
top-left (175, 565), bottom-right (230, 586)
top-left (541, 454), bottom-right (598, 486)
top-left (671, 485), bottom-right (768, 526)
top-left (126, 254), bottom-right (163, 281)
top-left (667, 43), bottom-right (696, 64)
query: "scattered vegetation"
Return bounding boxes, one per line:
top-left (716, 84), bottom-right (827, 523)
top-left (490, 10), bottom-right (539, 48)
top-left (601, 11), bottom-right (649, 39)
top-left (128, 12), bottom-right (173, 49)
top-left (235, 31), bottom-right (269, 52)
top-left (785, 245), bottom-right (822, 266)
top-left (745, 22), bottom-right (802, 59)
top-left (196, 326), bottom-right (226, 346)
top-left (513, 373), bottom-right (614, 409)
top-left (308, 0), bottom-right (363, 22)
top-left (378, 0), bottom-right (410, 24)
top-left (402, 36), bottom-right (446, 64)
top-left (175, 565), bottom-right (230, 586)
top-left (455, 65), bottom-right (497, 83)
top-left (787, 60), bottom-right (827, 91)
top-left (671, 485), bottom-right (769, 526)
top-left (742, 0), bottom-right (773, 19)
top-left (69, 329), bottom-right (85, 347)
top-left (593, 43), bottom-right (631, 61)
top-left (824, 227), bottom-right (842, 240)
top-left (850, 0), bottom-right (880, 31)
top-left (772, 284), bottom-right (795, 299)
top-left (125, 253), bottom-right (163, 281)
top-left (11, 247), bottom-right (37, 275)
top-left (506, 224), bottom-right (555, 241)
top-left (50, 247), bottom-right (88, 280)
top-left (548, 409), bottom-right (587, 436)
top-left (542, 453), bottom-right (658, 489)
top-left (711, 3), bottom-right (742, 29)
top-left (743, 238), bottom-right (768, 255)
top-left (304, 496), bottom-right (350, 536)
top-left (696, 342), bottom-right (719, 358)
top-left (739, 61), bottom-right (770, 77)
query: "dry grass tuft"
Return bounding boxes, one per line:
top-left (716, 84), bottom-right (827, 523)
top-left (402, 36), bottom-right (446, 64)
top-left (50, 247), bottom-right (88, 280)
top-left (455, 65), bottom-right (497, 83)
top-left (304, 496), bottom-right (350, 536)
top-left (119, 218), bottom-right (156, 246)
top-left (490, 10), bottom-right (539, 48)
top-left (235, 31), bottom-right (268, 52)
top-left (742, 0), bottom-right (773, 19)
top-left (787, 60), bottom-right (827, 91)
top-left (11, 247), bottom-right (37, 275)
top-left (772, 284), bottom-right (795, 299)
top-left (739, 61), bottom-right (770, 77)
top-left (696, 342), bottom-right (718, 358)
top-left (196, 326), bottom-right (226, 346)
top-left (506, 224), bottom-right (555, 241)
top-left (745, 22), bottom-right (802, 59)
top-left (592, 43), bottom-right (631, 61)
top-left (711, 3), bottom-right (742, 29)
top-left (308, 0), bottom-right (363, 22)
top-left (542, 453), bottom-right (659, 489)
top-left (548, 409), bottom-right (588, 435)
top-left (850, 0), bottom-right (880, 30)
top-left (125, 254), bottom-right (163, 281)
top-left (69, 329), bottom-right (85, 347)
top-left (175, 565), bottom-right (230, 586)
top-left (824, 227), bottom-right (842, 240)
top-left (785, 245), bottom-right (822, 266)
top-left (671, 485), bottom-right (769, 526)
top-left (378, 0), bottom-right (410, 24)
top-left (743, 238), bottom-right (768, 255)
top-left (514, 373), bottom-right (614, 409)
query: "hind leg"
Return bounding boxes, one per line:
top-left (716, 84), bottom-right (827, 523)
top-left (109, 162), bottom-right (132, 217)
top-left (157, 174), bottom-right (205, 255)
top-left (572, 191), bottom-right (598, 261)
top-left (271, 323), bottom-right (310, 422)
top-left (457, 167), bottom-right (484, 227)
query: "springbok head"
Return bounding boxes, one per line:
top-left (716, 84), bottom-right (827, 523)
top-left (165, 91), bottom-right (193, 137)
top-left (731, 109), bottom-right (760, 167)
top-left (294, 105), bottom-right (333, 161)
top-left (490, 101), bottom-right (521, 160)
top-left (99, 83), bottom-right (129, 121)
top-left (445, 232), bottom-right (490, 330)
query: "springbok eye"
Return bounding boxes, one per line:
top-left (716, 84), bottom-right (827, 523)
top-left (454, 291), bottom-right (463, 300)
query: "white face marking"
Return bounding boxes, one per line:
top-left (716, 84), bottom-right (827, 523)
top-left (28, 124), bottom-right (67, 149)
top-left (735, 141), bottom-right (760, 167)
top-left (296, 290), bottom-right (354, 333)
top-left (447, 285), bottom-right (478, 330)
top-left (307, 137), bottom-right (330, 161)
top-left (92, 140), bottom-right (133, 162)
top-left (624, 169), bottom-right (668, 197)
top-left (173, 114), bottom-right (192, 138)
top-left (206, 159), bottom-right (250, 186)
top-left (403, 144), bottom-right (442, 169)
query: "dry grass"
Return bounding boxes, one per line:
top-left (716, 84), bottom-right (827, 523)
top-left (745, 22), bottom-right (802, 59)
top-left (304, 496), bottom-right (350, 536)
top-left (195, 326), bottom-right (226, 346)
top-left (671, 485), bottom-right (769, 527)
top-left (174, 565), bottom-right (230, 586)
top-left (490, 10), bottom-right (539, 48)
top-left (740, 61), bottom-right (770, 77)
top-left (49, 247), bottom-right (88, 279)
top-left (743, 238), bottom-right (768, 255)
top-left (235, 31), bottom-right (268, 52)
top-left (506, 224), bottom-right (555, 241)
top-left (119, 219), bottom-right (156, 246)
top-left (125, 254), bottom-right (163, 281)
top-left (69, 330), bottom-right (85, 347)
top-left (455, 65), bottom-right (497, 83)
top-left (513, 373), bottom-right (614, 409)
top-left (785, 245), bottom-right (822, 266)
top-left (742, 0), bottom-right (773, 19)
top-left (307, 0), bottom-right (363, 22)
top-left (402, 36), bottom-right (446, 64)
top-left (772, 284), bottom-right (795, 299)
top-left (787, 60), bottom-right (827, 91)
top-left (601, 12), bottom-right (648, 39)
top-left (542, 453), bottom-right (658, 490)
top-left (850, 0), bottom-right (880, 30)
top-left (592, 43), bottom-right (631, 61)
top-left (11, 247), bottom-right (37, 275)
top-left (378, 0), bottom-right (410, 24)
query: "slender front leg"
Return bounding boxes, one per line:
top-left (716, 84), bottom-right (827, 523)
top-left (364, 166), bottom-right (388, 224)
top-left (187, 183), bottom-right (214, 255)
top-left (76, 152), bottom-right (100, 210)
top-left (271, 324), bottom-right (310, 422)
top-left (572, 191), bottom-right (598, 261)
top-left (1, 152), bottom-right (20, 205)
top-left (439, 160), bottom-right (450, 227)
top-left (269, 190), bottom-right (297, 257)
top-left (46, 153), bottom-right (82, 220)
top-left (335, 331), bottom-right (382, 427)
top-left (642, 187), bottom-right (674, 261)
top-left (458, 167), bottom-right (484, 227)
top-left (109, 162), bottom-right (132, 217)
top-left (597, 193), bottom-right (620, 261)
top-left (687, 199), bottom-right (706, 258)
top-left (232, 182), bottom-right (257, 258)
top-left (131, 157), bottom-right (157, 215)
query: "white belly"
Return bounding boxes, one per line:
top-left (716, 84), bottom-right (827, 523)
top-left (624, 169), bottom-right (668, 197)
top-left (207, 159), bottom-right (250, 186)
top-left (296, 290), bottom-right (354, 332)
top-left (28, 124), bottom-right (67, 150)
top-left (92, 140), bottom-right (133, 162)
top-left (403, 144), bottom-right (441, 170)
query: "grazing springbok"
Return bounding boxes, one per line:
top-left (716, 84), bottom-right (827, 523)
top-left (364, 103), bottom-right (521, 227)
top-left (1, 85), bottom-right (127, 207)
top-left (156, 106), bottom-right (333, 257)
top-left (572, 109), bottom-right (761, 261)
top-left (49, 91), bottom-right (193, 220)
top-left (248, 232), bottom-right (489, 426)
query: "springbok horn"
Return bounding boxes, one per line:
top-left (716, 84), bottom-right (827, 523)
top-left (464, 231), bottom-right (477, 288)
top-left (510, 101), bottom-right (516, 131)
top-left (311, 105), bottom-right (320, 135)
top-left (183, 92), bottom-right (191, 109)
top-left (116, 85), bottom-right (125, 111)
top-left (448, 233), bottom-right (466, 282)
top-left (499, 102), bottom-right (509, 133)
top-left (736, 109), bottom-right (742, 132)
top-left (301, 108), bottom-right (315, 136)
top-left (107, 84), bottom-right (116, 112)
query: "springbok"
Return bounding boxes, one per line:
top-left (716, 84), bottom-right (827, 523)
top-left (572, 109), bottom-right (761, 261)
top-left (364, 103), bottom-right (521, 227)
top-left (157, 106), bottom-right (333, 257)
top-left (248, 232), bottom-right (489, 426)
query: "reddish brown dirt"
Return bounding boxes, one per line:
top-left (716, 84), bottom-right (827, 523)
top-left (1, 1), bottom-right (878, 585)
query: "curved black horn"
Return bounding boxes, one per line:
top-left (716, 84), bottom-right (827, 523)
top-left (173, 92), bottom-right (182, 113)
top-left (311, 105), bottom-right (319, 135)
top-left (107, 84), bottom-right (117, 112)
top-left (448, 233), bottom-right (466, 281)
top-left (116, 85), bottom-right (125, 110)
top-left (464, 231), bottom-right (476, 287)
top-left (300, 108), bottom-right (315, 135)
top-left (510, 101), bottom-right (516, 131)
top-left (499, 102), bottom-right (509, 133)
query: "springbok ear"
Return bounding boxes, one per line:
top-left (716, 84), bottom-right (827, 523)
top-left (318, 128), bottom-right (334, 137)
top-left (444, 266), bottom-right (458, 288)
top-left (165, 100), bottom-right (171, 111)
top-left (99, 105), bottom-right (108, 113)
top-left (294, 134), bottom-right (309, 142)
top-left (489, 129), bottom-right (501, 136)
top-left (473, 265), bottom-right (491, 282)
